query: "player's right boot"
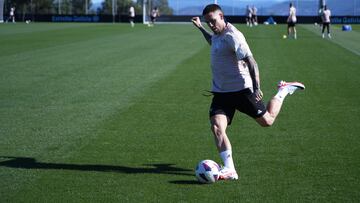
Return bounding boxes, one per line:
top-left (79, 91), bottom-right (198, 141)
top-left (278, 81), bottom-right (305, 95)
top-left (219, 167), bottom-right (238, 181)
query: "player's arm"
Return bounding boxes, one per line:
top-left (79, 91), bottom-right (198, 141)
top-left (191, 17), bottom-right (212, 45)
top-left (244, 56), bottom-right (263, 101)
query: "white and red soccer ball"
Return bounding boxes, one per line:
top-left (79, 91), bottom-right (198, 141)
top-left (195, 160), bottom-right (220, 183)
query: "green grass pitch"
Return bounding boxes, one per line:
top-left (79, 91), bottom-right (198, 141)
top-left (1, 22), bottom-right (360, 202)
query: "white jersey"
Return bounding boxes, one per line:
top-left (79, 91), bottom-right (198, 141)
top-left (246, 7), bottom-right (252, 17)
top-left (252, 7), bottom-right (257, 15)
top-left (210, 23), bottom-right (253, 93)
top-left (151, 9), bottom-right (159, 18)
top-left (323, 9), bottom-right (331, 23)
top-left (10, 8), bottom-right (15, 16)
top-left (129, 7), bottom-right (135, 17)
top-left (288, 6), bottom-right (297, 23)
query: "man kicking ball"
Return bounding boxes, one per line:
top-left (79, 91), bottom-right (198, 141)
top-left (191, 4), bottom-right (305, 180)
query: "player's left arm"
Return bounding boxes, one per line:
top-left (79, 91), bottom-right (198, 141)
top-left (226, 33), bottom-right (263, 101)
top-left (244, 56), bottom-right (263, 101)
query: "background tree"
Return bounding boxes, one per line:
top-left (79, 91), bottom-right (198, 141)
top-left (33, 0), bottom-right (53, 14)
top-left (100, 0), bottom-right (140, 15)
top-left (71, 0), bottom-right (92, 14)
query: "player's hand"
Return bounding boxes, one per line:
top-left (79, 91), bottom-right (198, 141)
top-left (254, 89), bottom-right (263, 102)
top-left (191, 17), bottom-right (202, 28)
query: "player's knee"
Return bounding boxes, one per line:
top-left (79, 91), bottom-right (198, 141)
top-left (257, 117), bottom-right (274, 127)
top-left (260, 120), bottom-right (273, 127)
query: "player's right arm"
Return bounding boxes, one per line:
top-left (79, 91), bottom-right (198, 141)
top-left (191, 17), bottom-right (212, 45)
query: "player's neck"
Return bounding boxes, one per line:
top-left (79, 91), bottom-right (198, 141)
top-left (217, 21), bottom-right (228, 35)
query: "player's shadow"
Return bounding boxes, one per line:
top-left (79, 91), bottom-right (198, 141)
top-left (0, 156), bottom-right (193, 177)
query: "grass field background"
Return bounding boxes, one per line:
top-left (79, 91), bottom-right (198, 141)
top-left (1, 23), bottom-right (360, 202)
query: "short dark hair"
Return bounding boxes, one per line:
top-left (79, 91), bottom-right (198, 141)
top-left (202, 4), bottom-right (222, 16)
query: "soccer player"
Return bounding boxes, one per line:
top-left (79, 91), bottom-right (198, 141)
top-left (191, 4), bottom-right (305, 181)
top-left (251, 5), bottom-right (258, 26)
top-left (7, 6), bottom-right (15, 23)
top-left (321, 6), bottom-right (331, 39)
top-left (149, 7), bottom-right (159, 27)
top-left (129, 6), bottom-right (135, 27)
top-left (245, 5), bottom-right (252, 27)
top-left (287, 3), bottom-right (297, 39)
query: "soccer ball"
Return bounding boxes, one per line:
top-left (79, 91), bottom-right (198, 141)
top-left (283, 34), bottom-right (287, 39)
top-left (195, 160), bottom-right (220, 184)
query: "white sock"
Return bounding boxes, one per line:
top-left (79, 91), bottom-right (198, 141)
top-left (220, 150), bottom-right (235, 170)
top-left (274, 87), bottom-right (289, 102)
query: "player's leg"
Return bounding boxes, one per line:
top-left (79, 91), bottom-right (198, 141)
top-left (256, 98), bottom-right (282, 127)
top-left (209, 93), bottom-right (238, 180)
top-left (322, 23), bottom-right (326, 38)
top-left (210, 114), bottom-right (238, 180)
top-left (210, 114), bottom-right (231, 153)
top-left (293, 26), bottom-right (297, 39)
top-left (327, 24), bottom-right (331, 38)
top-left (256, 81), bottom-right (305, 127)
top-left (287, 24), bottom-right (291, 37)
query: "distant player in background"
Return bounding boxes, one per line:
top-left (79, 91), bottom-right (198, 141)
top-left (7, 6), bottom-right (15, 23)
top-left (192, 4), bottom-right (305, 181)
top-left (149, 7), bottom-right (159, 27)
top-left (245, 5), bottom-right (252, 27)
top-left (129, 6), bottom-right (135, 27)
top-left (287, 3), bottom-right (297, 39)
top-left (321, 5), bottom-right (331, 39)
top-left (251, 5), bottom-right (258, 26)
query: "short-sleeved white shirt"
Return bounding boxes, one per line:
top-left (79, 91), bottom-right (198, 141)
top-left (10, 8), bottom-right (15, 16)
top-left (323, 10), bottom-right (331, 23)
top-left (129, 7), bottom-right (135, 17)
top-left (289, 6), bottom-right (297, 23)
top-left (252, 7), bottom-right (258, 15)
top-left (210, 23), bottom-right (253, 93)
top-left (246, 7), bottom-right (252, 17)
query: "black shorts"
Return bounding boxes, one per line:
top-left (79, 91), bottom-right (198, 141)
top-left (209, 88), bottom-right (266, 125)
top-left (288, 21), bottom-right (296, 27)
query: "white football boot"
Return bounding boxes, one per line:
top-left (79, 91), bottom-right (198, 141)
top-left (219, 167), bottom-right (238, 181)
top-left (278, 81), bottom-right (305, 95)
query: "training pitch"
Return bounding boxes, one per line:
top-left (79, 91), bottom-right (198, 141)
top-left (0, 23), bottom-right (360, 202)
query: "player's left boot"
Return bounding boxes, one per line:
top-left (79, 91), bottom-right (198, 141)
top-left (278, 81), bottom-right (305, 95)
top-left (219, 167), bottom-right (238, 181)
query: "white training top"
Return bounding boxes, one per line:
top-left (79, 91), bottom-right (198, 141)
top-left (252, 7), bottom-right (258, 15)
top-left (151, 9), bottom-right (158, 18)
top-left (129, 7), bottom-right (135, 17)
top-left (323, 10), bottom-right (331, 23)
top-left (289, 6), bottom-right (297, 23)
top-left (10, 8), bottom-right (15, 16)
top-left (210, 23), bottom-right (253, 93)
top-left (246, 7), bottom-right (252, 17)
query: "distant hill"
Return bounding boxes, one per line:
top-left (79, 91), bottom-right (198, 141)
top-left (172, 0), bottom-right (358, 16)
